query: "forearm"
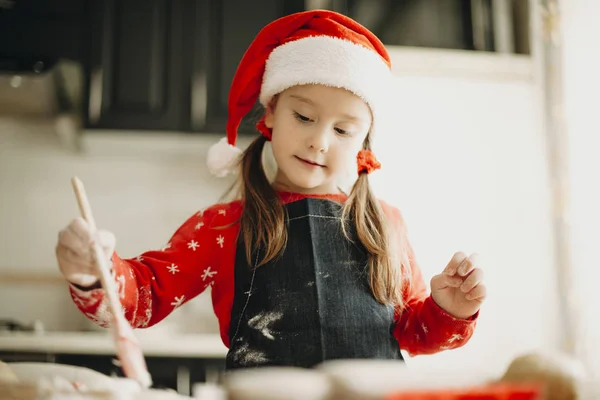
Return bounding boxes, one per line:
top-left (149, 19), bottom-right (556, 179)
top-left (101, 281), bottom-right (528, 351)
top-left (396, 295), bottom-right (478, 356)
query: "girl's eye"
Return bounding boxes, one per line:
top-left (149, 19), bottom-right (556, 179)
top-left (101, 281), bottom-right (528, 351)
top-left (335, 127), bottom-right (348, 135)
top-left (294, 112), bottom-right (312, 122)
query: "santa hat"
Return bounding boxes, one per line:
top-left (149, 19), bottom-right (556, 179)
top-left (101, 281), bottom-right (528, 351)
top-left (206, 10), bottom-right (393, 177)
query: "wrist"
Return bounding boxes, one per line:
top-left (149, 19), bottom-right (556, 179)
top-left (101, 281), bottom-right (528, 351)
top-left (430, 294), bottom-right (478, 320)
top-left (69, 280), bottom-right (102, 291)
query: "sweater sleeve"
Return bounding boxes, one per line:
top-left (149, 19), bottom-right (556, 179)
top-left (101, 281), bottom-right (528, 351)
top-left (68, 203), bottom-right (237, 329)
top-left (381, 202), bottom-right (478, 356)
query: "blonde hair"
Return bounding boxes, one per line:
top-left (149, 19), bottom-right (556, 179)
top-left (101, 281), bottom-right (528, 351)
top-left (222, 119), bottom-right (410, 309)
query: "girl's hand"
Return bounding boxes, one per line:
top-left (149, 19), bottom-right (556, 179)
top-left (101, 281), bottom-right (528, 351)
top-left (430, 252), bottom-right (486, 320)
top-left (56, 217), bottom-right (116, 288)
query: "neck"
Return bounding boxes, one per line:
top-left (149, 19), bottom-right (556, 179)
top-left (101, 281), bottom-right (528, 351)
top-left (272, 169), bottom-right (343, 195)
top-left (272, 180), bottom-right (342, 196)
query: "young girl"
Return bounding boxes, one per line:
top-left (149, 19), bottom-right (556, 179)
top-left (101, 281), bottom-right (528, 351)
top-left (56, 10), bottom-right (486, 370)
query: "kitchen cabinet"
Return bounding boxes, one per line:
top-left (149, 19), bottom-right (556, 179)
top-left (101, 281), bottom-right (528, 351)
top-left (0, 0), bottom-right (87, 64)
top-left (191, 0), bottom-right (304, 134)
top-left (80, 0), bottom-right (529, 133)
top-left (85, 0), bottom-right (190, 131)
top-left (339, 0), bottom-right (489, 51)
top-left (84, 0), bottom-right (304, 133)
top-left (313, 0), bottom-right (530, 53)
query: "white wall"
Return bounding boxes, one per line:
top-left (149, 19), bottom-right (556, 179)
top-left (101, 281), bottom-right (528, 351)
top-left (0, 120), bottom-right (241, 333)
top-left (0, 48), bottom-right (561, 376)
top-left (561, 0), bottom-right (600, 378)
top-left (372, 48), bottom-right (560, 374)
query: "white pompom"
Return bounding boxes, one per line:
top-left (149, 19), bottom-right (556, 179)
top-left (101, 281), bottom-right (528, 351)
top-left (206, 137), bottom-right (243, 178)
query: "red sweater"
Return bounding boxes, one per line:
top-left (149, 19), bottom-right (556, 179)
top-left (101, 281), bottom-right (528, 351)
top-left (69, 192), bottom-right (477, 357)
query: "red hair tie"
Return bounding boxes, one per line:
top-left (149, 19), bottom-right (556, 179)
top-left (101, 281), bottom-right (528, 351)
top-left (357, 150), bottom-right (381, 175)
top-left (256, 115), bottom-right (272, 140)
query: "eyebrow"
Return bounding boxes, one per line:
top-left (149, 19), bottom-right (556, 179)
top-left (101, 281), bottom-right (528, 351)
top-left (288, 94), bottom-right (361, 122)
top-left (289, 94), bottom-right (315, 106)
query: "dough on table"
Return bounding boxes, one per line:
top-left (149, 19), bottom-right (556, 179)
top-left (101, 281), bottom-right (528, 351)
top-left (0, 359), bottom-right (19, 383)
top-left (499, 352), bottom-right (587, 400)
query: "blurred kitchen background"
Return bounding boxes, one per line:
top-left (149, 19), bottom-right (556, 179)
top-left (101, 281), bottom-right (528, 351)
top-left (1, 0), bottom-right (598, 395)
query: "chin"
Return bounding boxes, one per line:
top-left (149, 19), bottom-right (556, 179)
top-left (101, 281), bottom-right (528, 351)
top-left (282, 170), bottom-right (326, 192)
top-left (278, 163), bottom-right (332, 193)
top-left (289, 178), bottom-right (325, 192)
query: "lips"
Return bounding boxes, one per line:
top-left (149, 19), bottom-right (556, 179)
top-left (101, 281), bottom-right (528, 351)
top-left (295, 156), bottom-right (325, 168)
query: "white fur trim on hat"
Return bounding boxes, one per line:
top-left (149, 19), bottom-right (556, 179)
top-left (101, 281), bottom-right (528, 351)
top-left (206, 137), bottom-right (243, 178)
top-left (259, 35), bottom-right (393, 133)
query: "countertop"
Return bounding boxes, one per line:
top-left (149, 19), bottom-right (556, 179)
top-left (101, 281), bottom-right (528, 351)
top-left (0, 331), bottom-right (228, 358)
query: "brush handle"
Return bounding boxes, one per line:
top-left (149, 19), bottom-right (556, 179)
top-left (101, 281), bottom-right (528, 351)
top-left (70, 177), bottom-right (152, 388)
top-left (71, 177), bottom-right (124, 322)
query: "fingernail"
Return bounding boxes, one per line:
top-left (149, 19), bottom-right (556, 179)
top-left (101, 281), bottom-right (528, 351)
top-left (465, 294), bottom-right (472, 300)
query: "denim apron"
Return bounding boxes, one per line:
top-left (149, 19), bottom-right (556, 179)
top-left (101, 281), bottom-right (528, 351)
top-left (225, 198), bottom-right (403, 369)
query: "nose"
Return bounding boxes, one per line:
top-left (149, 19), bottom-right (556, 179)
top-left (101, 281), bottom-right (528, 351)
top-left (306, 124), bottom-right (330, 153)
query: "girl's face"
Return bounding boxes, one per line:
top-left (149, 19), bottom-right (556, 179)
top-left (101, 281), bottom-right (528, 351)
top-left (266, 84), bottom-right (372, 194)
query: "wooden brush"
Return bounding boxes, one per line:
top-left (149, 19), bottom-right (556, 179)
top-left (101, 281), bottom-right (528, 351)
top-left (71, 176), bottom-right (152, 389)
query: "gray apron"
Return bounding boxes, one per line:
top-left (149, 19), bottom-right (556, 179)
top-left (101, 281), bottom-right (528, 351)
top-left (226, 198), bottom-right (403, 369)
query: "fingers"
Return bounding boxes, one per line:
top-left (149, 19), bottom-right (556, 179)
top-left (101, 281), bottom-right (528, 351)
top-left (56, 218), bottom-right (116, 285)
top-left (430, 273), bottom-right (463, 291)
top-left (70, 217), bottom-right (93, 243)
top-left (56, 243), bottom-right (98, 286)
top-left (458, 253), bottom-right (480, 277)
top-left (58, 218), bottom-right (92, 257)
top-left (465, 282), bottom-right (487, 302)
top-left (443, 251), bottom-right (466, 276)
top-left (460, 267), bottom-right (484, 293)
top-left (58, 218), bottom-right (115, 256)
top-left (95, 230), bottom-right (116, 258)
top-left (56, 244), bottom-right (92, 269)
top-left (444, 251), bottom-right (480, 277)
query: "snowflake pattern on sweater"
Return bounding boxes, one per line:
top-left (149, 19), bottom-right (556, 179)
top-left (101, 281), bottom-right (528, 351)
top-left (68, 192), bottom-right (478, 356)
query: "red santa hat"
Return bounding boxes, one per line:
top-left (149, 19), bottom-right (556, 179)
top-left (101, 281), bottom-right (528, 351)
top-left (206, 10), bottom-right (393, 177)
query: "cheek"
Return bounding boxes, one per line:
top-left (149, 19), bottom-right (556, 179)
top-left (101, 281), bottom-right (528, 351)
top-left (325, 148), bottom-right (349, 174)
top-left (270, 130), bottom-right (295, 163)
top-left (270, 139), bottom-right (285, 162)
top-left (336, 138), bottom-right (363, 164)
top-left (271, 119), bottom-right (300, 153)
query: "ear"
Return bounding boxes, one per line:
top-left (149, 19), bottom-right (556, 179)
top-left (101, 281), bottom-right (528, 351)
top-left (264, 95), bottom-right (279, 128)
top-left (264, 103), bottom-right (275, 128)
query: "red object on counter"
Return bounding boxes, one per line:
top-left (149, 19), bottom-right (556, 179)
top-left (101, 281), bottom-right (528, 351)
top-left (385, 383), bottom-right (541, 400)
